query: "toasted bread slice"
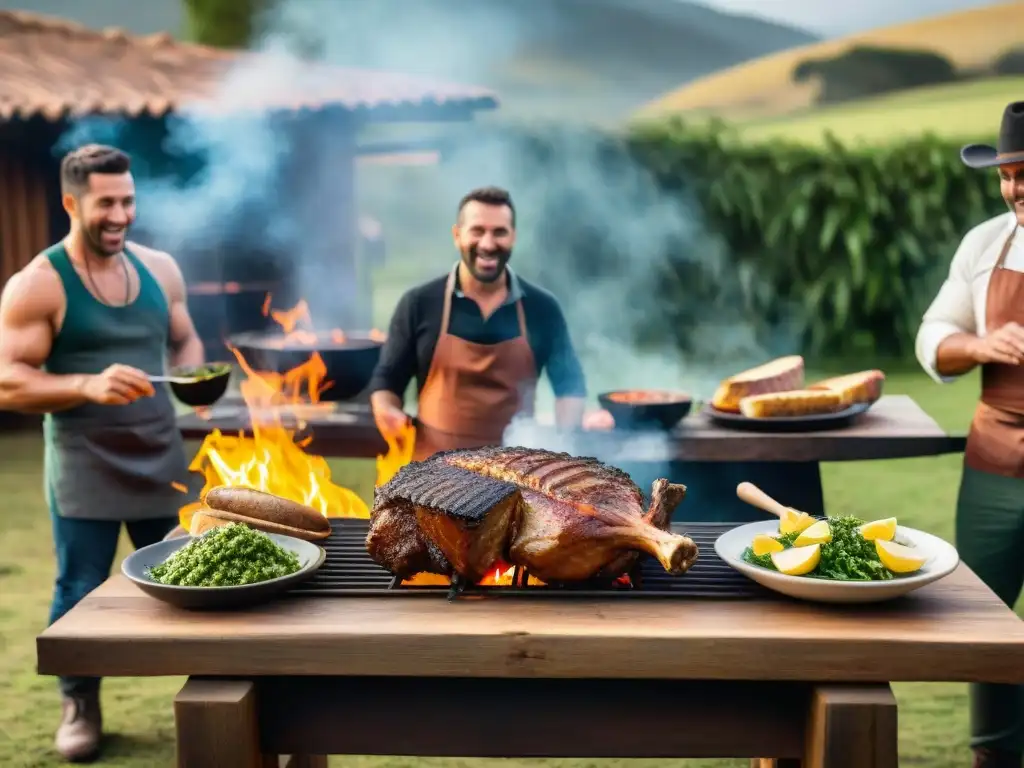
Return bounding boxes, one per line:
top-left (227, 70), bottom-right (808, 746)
top-left (711, 355), bottom-right (805, 413)
top-left (739, 389), bottom-right (844, 419)
top-left (808, 370), bottom-right (885, 406)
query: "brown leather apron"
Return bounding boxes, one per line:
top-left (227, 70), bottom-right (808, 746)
top-left (413, 270), bottom-right (538, 461)
top-left (964, 225), bottom-right (1024, 477)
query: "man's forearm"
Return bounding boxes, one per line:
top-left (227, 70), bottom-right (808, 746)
top-left (0, 363), bottom-right (89, 414)
top-left (170, 334), bottom-right (205, 368)
top-left (554, 396), bottom-right (586, 428)
top-left (935, 333), bottom-right (980, 377)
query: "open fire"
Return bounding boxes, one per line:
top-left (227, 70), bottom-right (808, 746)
top-left (258, 294), bottom-right (388, 349)
top-left (176, 296), bottom-right (574, 590)
top-left (177, 295), bottom-right (400, 530)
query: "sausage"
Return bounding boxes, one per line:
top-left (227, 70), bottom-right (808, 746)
top-left (202, 486), bottom-right (331, 537)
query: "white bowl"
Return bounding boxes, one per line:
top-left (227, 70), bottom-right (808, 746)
top-left (714, 519), bottom-right (960, 604)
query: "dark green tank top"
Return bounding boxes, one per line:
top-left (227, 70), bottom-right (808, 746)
top-left (45, 243), bottom-right (168, 379)
top-left (41, 243), bottom-right (193, 521)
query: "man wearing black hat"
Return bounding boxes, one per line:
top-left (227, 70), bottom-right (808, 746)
top-left (916, 101), bottom-right (1024, 768)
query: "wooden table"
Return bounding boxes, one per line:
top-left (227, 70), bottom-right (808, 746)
top-left (37, 565), bottom-right (1024, 768)
top-left (178, 395), bottom-right (967, 519)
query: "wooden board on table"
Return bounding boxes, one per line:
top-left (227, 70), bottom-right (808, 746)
top-left (37, 563), bottom-right (1024, 683)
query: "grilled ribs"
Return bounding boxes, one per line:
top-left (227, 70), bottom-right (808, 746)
top-left (366, 446), bottom-right (697, 586)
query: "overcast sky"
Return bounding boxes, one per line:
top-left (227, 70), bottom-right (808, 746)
top-left (700, 0), bottom-right (1007, 36)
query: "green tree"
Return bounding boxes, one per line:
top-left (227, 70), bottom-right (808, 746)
top-left (793, 46), bottom-right (958, 104)
top-left (183, 0), bottom-right (271, 49)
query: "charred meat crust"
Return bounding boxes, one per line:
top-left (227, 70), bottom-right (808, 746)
top-left (365, 498), bottom-right (454, 578)
top-left (430, 445), bottom-right (644, 508)
top-left (374, 459), bottom-right (518, 525)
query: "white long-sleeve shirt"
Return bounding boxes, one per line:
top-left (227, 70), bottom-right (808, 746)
top-left (915, 212), bottom-right (1022, 384)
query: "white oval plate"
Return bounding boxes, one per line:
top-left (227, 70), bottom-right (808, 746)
top-left (714, 519), bottom-right (960, 603)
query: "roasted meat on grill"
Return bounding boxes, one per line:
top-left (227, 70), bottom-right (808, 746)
top-left (366, 446), bottom-right (697, 586)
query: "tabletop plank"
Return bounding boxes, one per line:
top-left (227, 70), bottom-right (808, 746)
top-left (37, 564), bottom-right (1024, 683)
top-left (177, 395), bottom-right (966, 463)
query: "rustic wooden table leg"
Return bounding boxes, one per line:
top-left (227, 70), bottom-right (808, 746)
top-left (803, 684), bottom-right (897, 768)
top-left (175, 678), bottom-right (262, 768)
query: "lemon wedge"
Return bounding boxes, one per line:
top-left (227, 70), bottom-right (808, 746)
top-left (875, 539), bottom-right (926, 573)
top-left (794, 519), bottom-right (832, 546)
top-left (752, 533), bottom-right (784, 556)
top-left (770, 544), bottom-right (821, 576)
top-left (779, 508), bottom-right (816, 535)
top-left (858, 517), bottom-right (898, 541)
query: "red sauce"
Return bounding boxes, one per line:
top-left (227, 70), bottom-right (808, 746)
top-left (606, 390), bottom-right (690, 405)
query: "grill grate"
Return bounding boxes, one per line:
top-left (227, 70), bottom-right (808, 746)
top-left (288, 520), bottom-right (768, 600)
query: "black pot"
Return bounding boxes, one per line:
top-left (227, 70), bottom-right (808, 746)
top-left (168, 363), bottom-right (233, 407)
top-left (229, 331), bottom-right (383, 402)
top-left (597, 390), bottom-right (694, 431)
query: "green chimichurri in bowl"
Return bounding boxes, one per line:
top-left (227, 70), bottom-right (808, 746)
top-left (122, 523), bottom-right (325, 610)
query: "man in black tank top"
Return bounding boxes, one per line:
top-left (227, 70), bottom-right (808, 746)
top-left (0, 145), bottom-right (205, 762)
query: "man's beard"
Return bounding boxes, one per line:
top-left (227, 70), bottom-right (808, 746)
top-left (1009, 195), bottom-right (1024, 225)
top-left (462, 244), bottom-right (511, 283)
top-left (84, 224), bottom-right (125, 258)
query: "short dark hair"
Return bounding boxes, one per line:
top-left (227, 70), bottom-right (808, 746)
top-left (60, 144), bottom-right (131, 197)
top-left (456, 186), bottom-right (516, 227)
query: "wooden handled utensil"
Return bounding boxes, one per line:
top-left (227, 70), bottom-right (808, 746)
top-left (736, 482), bottom-right (794, 518)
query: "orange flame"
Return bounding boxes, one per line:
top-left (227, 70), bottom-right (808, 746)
top-left (178, 296), bottom-right (370, 531)
top-left (401, 560), bottom-right (547, 587)
top-left (375, 420), bottom-right (416, 487)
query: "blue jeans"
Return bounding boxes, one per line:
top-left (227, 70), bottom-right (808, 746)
top-left (48, 496), bottom-right (177, 696)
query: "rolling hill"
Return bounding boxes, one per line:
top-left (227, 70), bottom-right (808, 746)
top-left (735, 76), bottom-right (1023, 146)
top-left (635, 1), bottom-right (1023, 123)
top-left (288, 0), bottom-right (817, 124)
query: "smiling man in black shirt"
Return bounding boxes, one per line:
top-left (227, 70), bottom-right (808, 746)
top-left (369, 186), bottom-right (587, 460)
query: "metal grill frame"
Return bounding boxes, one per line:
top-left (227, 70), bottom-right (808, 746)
top-left (287, 520), bottom-right (769, 600)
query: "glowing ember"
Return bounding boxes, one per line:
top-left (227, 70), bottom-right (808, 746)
top-left (400, 566), bottom-right (634, 589)
top-left (401, 561), bottom-right (547, 587)
top-left (177, 296), bottom-right (371, 531)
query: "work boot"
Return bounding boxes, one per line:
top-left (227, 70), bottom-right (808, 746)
top-left (54, 692), bottom-right (102, 762)
top-left (972, 747), bottom-right (1023, 768)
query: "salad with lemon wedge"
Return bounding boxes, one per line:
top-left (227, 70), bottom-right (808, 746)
top-left (741, 508), bottom-right (928, 581)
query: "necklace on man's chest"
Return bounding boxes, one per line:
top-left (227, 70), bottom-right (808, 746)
top-left (84, 253), bottom-right (132, 306)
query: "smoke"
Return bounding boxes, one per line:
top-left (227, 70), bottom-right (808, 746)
top-left (55, 0), bottom-right (801, 475)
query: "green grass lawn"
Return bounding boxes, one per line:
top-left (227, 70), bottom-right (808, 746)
top-left (0, 365), bottom-right (1020, 767)
top-left (735, 76), bottom-right (1023, 147)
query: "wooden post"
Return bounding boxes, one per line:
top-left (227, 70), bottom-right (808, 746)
top-left (174, 678), bottom-right (262, 768)
top-left (803, 685), bottom-right (898, 768)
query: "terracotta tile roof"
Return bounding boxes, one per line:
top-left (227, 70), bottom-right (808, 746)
top-left (0, 10), bottom-right (498, 121)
